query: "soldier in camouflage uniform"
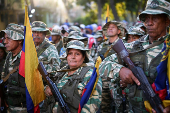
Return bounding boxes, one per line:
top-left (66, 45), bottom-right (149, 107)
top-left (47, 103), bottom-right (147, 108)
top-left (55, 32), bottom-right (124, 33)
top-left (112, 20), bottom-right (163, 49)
top-left (60, 31), bottom-right (94, 67)
top-left (125, 26), bottom-right (145, 43)
top-left (45, 40), bottom-right (102, 113)
top-left (32, 21), bottom-right (60, 73)
top-left (91, 31), bottom-right (104, 61)
top-left (51, 28), bottom-right (63, 54)
top-left (0, 24), bottom-right (26, 113)
top-left (32, 21), bottom-right (61, 113)
top-left (99, 0), bottom-right (170, 112)
top-left (97, 21), bottom-right (124, 113)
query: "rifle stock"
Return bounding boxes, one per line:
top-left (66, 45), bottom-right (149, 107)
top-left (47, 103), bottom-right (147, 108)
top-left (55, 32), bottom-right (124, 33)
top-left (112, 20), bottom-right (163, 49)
top-left (38, 62), bottom-right (71, 113)
top-left (111, 39), bottom-right (164, 113)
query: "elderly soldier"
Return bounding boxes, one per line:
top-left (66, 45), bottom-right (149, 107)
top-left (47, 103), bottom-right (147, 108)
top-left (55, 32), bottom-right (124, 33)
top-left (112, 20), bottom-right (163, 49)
top-left (51, 28), bottom-right (63, 54)
top-left (0, 24), bottom-right (26, 112)
top-left (99, 0), bottom-right (170, 112)
top-left (32, 21), bottom-right (60, 112)
top-left (32, 21), bottom-right (60, 73)
top-left (97, 21), bottom-right (124, 113)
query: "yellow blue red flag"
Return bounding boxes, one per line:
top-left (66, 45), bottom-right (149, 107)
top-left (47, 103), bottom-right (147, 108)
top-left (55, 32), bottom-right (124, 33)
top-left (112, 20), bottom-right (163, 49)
top-left (78, 56), bottom-right (102, 113)
top-left (19, 5), bottom-right (45, 113)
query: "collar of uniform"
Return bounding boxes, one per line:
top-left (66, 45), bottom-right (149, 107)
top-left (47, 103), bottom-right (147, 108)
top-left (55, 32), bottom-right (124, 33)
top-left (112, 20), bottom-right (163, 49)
top-left (143, 34), bottom-right (168, 43)
top-left (67, 67), bottom-right (83, 77)
top-left (10, 50), bottom-right (22, 64)
top-left (55, 40), bottom-right (62, 47)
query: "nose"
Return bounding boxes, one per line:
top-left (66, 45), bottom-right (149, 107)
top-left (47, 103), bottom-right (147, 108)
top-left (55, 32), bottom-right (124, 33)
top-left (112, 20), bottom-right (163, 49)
top-left (145, 17), bottom-right (153, 26)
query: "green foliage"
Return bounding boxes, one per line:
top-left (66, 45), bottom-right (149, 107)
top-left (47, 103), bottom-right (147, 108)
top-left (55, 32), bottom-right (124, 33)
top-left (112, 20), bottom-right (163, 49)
top-left (74, 9), bottom-right (97, 25)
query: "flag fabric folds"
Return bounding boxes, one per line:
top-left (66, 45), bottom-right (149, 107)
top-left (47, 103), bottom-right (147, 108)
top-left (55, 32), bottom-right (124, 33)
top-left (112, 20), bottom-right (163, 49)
top-left (78, 57), bottom-right (102, 113)
top-left (19, 6), bottom-right (45, 113)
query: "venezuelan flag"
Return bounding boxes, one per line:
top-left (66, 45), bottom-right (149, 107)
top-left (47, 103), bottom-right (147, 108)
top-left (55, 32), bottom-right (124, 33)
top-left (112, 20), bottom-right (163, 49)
top-left (78, 57), bottom-right (102, 113)
top-left (144, 36), bottom-right (170, 112)
top-left (19, 6), bottom-right (45, 113)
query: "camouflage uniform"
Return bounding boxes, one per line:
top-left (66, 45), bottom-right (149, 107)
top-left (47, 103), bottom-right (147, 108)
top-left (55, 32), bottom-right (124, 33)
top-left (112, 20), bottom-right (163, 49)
top-left (0, 24), bottom-right (27, 113)
top-left (32, 21), bottom-right (61, 73)
top-left (32, 21), bottom-right (60, 113)
top-left (99, 0), bottom-right (170, 112)
top-left (52, 40), bottom-right (102, 113)
top-left (97, 21), bottom-right (124, 113)
top-left (51, 28), bottom-right (63, 54)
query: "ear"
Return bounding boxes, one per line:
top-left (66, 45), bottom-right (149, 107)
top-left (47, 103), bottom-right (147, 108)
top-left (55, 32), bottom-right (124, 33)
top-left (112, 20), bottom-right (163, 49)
top-left (118, 29), bottom-right (121, 35)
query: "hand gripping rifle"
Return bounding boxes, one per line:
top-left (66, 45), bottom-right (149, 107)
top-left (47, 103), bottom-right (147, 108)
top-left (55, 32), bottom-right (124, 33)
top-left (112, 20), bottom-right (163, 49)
top-left (111, 39), bottom-right (164, 113)
top-left (38, 62), bottom-right (71, 113)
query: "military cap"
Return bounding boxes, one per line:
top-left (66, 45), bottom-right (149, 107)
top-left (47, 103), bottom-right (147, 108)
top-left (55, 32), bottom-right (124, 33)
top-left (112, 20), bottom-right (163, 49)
top-left (66, 40), bottom-right (89, 63)
top-left (0, 23), bottom-right (24, 40)
top-left (139, 0), bottom-right (170, 22)
top-left (51, 28), bottom-right (61, 36)
top-left (94, 31), bottom-right (103, 39)
top-left (127, 26), bottom-right (145, 36)
top-left (102, 21), bottom-right (124, 38)
top-left (63, 31), bottom-right (88, 48)
top-left (32, 21), bottom-right (50, 34)
top-left (69, 26), bottom-right (81, 33)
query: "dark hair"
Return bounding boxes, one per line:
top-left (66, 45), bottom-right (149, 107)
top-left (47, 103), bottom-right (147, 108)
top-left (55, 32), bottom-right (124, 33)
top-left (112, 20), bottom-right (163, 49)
top-left (0, 47), bottom-right (7, 59)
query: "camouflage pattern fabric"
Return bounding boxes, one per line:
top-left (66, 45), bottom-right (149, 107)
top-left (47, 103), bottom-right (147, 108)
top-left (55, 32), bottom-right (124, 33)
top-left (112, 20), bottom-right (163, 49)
top-left (139, 0), bottom-right (170, 22)
top-left (52, 40), bottom-right (63, 55)
top-left (99, 35), bottom-right (168, 112)
top-left (52, 67), bottom-right (102, 113)
top-left (51, 28), bottom-right (61, 36)
top-left (1, 51), bottom-right (27, 113)
top-left (36, 40), bottom-right (61, 73)
top-left (0, 24), bottom-right (24, 40)
top-left (102, 21), bottom-right (124, 39)
top-left (1, 51), bottom-right (22, 79)
top-left (32, 21), bottom-right (51, 35)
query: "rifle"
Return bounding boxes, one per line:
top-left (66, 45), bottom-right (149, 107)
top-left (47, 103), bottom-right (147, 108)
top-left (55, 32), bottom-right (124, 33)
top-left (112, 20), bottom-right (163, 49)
top-left (111, 39), bottom-right (164, 113)
top-left (38, 62), bottom-right (71, 113)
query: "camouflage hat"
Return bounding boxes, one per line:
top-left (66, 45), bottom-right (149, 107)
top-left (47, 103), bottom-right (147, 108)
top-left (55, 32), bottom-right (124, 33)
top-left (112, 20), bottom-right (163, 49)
top-left (102, 21), bottom-right (124, 38)
top-left (125, 26), bottom-right (145, 41)
top-left (63, 31), bottom-right (88, 48)
top-left (0, 23), bottom-right (24, 40)
top-left (139, 0), bottom-right (170, 22)
top-left (94, 31), bottom-right (103, 39)
top-left (32, 21), bottom-right (50, 34)
top-left (66, 40), bottom-right (89, 63)
top-left (51, 28), bottom-right (61, 36)
top-left (69, 26), bottom-right (81, 33)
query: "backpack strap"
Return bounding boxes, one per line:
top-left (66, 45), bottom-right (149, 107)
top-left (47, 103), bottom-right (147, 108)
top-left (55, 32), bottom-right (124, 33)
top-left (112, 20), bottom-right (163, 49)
top-left (36, 41), bottom-right (51, 57)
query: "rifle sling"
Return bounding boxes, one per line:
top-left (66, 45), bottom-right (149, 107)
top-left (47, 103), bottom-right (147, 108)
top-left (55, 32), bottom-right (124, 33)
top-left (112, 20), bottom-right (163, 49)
top-left (36, 41), bottom-right (51, 57)
top-left (129, 38), bottom-right (165, 56)
top-left (1, 66), bottom-right (19, 83)
top-left (57, 63), bottom-right (87, 72)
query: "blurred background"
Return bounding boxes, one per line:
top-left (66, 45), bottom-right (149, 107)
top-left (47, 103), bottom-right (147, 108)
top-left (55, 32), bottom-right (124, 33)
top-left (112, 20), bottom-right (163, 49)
top-left (1, 0), bottom-right (170, 30)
